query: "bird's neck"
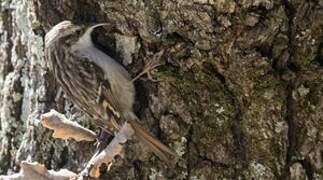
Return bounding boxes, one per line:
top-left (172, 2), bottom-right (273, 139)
top-left (77, 30), bottom-right (94, 48)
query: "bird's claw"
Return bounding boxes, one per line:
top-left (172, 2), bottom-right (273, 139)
top-left (142, 60), bottom-right (162, 82)
top-left (132, 50), bottom-right (165, 82)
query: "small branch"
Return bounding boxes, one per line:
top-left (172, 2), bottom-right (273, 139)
top-left (41, 110), bottom-right (96, 142)
top-left (80, 122), bottom-right (135, 178)
top-left (0, 161), bottom-right (77, 180)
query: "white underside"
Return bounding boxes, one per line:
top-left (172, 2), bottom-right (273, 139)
top-left (71, 26), bottom-right (135, 112)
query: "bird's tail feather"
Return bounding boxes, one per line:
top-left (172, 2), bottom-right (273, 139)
top-left (124, 112), bottom-right (177, 163)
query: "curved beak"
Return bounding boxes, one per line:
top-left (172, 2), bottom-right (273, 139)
top-left (87, 23), bottom-right (109, 33)
top-left (78, 23), bottom-right (109, 45)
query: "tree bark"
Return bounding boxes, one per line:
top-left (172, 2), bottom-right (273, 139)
top-left (1, 0), bottom-right (323, 179)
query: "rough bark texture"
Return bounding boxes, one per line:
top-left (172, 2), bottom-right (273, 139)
top-left (0, 0), bottom-right (323, 179)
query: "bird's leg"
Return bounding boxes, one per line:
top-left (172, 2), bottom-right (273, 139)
top-left (131, 60), bottom-right (162, 82)
top-left (132, 50), bottom-right (165, 82)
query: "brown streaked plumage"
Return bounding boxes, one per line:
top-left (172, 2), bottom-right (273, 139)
top-left (44, 21), bottom-right (176, 163)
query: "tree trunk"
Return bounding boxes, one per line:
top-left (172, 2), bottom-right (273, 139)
top-left (1, 0), bottom-right (323, 179)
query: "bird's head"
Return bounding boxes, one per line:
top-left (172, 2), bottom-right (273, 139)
top-left (45, 20), bottom-right (108, 48)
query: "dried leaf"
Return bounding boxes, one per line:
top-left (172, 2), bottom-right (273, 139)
top-left (41, 109), bottom-right (96, 142)
top-left (0, 161), bottom-right (77, 180)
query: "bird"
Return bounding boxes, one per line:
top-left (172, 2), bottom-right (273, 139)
top-left (44, 20), bottom-right (176, 163)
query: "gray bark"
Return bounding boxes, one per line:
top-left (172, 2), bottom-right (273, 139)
top-left (1, 0), bottom-right (323, 179)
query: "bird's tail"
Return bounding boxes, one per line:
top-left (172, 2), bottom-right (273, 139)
top-left (124, 112), bottom-right (177, 164)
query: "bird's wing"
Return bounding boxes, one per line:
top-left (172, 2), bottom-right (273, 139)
top-left (66, 52), bottom-right (121, 130)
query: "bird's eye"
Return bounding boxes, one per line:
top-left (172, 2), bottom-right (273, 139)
top-left (75, 29), bottom-right (82, 35)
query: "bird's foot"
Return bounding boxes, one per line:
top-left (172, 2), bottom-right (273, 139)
top-left (132, 50), bottom-right (165, 82)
